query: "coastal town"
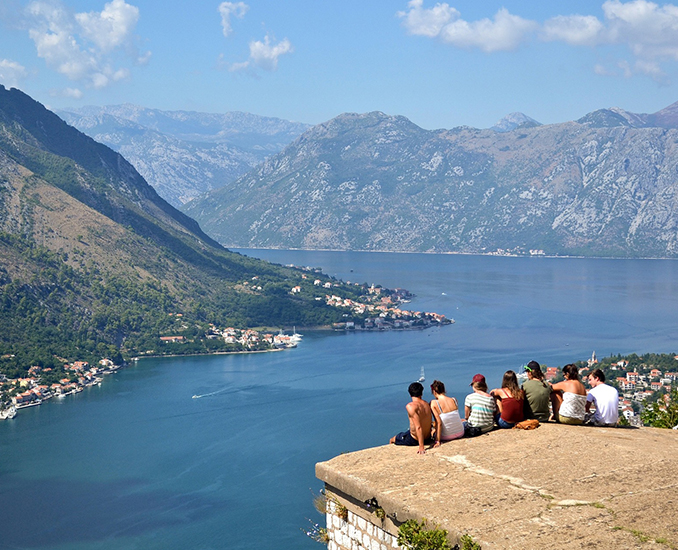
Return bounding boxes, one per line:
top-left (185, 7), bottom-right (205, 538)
top-left (0, 359), bottom-right (122, 420)
top-left (0, 285), bottom-right (452, 420)
top-left (323, 284), bottom-right (451, 330)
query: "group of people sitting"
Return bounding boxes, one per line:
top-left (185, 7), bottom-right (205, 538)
top-left (390, 361), bottom-right (619, 454)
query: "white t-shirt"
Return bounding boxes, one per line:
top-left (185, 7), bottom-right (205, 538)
top-left (587, 383), bottom-right (619, 425)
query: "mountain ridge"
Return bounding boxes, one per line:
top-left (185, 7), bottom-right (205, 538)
top-left (184, 101), bottom-right (678, 258)
top-left (0, 85), bottom-right (373, 373)
top-left (56, 105), bottom-right (311, 207)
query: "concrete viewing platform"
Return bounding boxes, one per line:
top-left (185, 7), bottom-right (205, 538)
top-left (316, 423), bottom-right (678, 549)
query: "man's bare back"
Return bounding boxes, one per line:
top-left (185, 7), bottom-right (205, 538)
top-left (407, 399), bottom-right (432, 446)
top-left (390, 382), bottom-right (433, 454)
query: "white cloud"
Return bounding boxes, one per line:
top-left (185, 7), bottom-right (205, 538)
top-left (0, 59), bottom-right (28, 88)
top-left (594, 63), bottom-right (616, 76)
top-left (618, 59), bottom-right (634, 77)
top-left (397, 0), bottom-right (458, 38)
top-left (218, 1), bottom-right (248, 37)
top-left (230, 34), bottom-right (293, 72)
top-left (49, 86), bottom-right (83, 98)
top-left (137, 50), bottom-right (151, 65)
top-left (602, 0), bottom-right (678, 60)
top-left (228, 60), bottom-right (251, 73)
top-left (439, 8), bottom-right (538, 52)
top-left (249, 35), bottom-right (293, 69)
top-left (399, 1), bottom-right (678, 78)
top-left (540, 0), bottom-right (678, 78)
top-left (634, 58), bottom-right (664, 77)
top-left (541, 15), bottom-right (605, 46)
top-left (24, 0), bottom-right (146, 90)
top-left (398, 2), bottom-right (537, 52)
top-left (75, 0), bottom-right (139, 53)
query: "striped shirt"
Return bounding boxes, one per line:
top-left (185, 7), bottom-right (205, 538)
top-left (465, 392), bottom-right (496, 432)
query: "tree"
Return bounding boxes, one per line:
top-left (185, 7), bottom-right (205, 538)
top-left (641, 389), bottom-right (678, 429)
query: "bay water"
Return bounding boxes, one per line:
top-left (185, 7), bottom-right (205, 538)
top-left (2, 251), bottom-right (678, 550)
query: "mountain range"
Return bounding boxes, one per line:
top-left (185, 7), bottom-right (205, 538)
top-left (56, 105), bottom-right (310, 207)
top-left (0, 86), bottom-right (361, 370)
top-left (183, 102), bottom-right (678, 258)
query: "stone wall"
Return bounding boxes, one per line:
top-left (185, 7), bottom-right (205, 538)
top-left (324, 486), bottom-right (402, 550)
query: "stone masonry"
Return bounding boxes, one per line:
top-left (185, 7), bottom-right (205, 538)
top-left (325, 487), bottom-right (402, 550)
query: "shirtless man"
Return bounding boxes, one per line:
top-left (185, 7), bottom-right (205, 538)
top-left (389, 382), bottom-right (433, 454)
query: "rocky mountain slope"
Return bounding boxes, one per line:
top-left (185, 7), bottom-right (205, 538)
top-left (57, 105), bottom-right (310, 207)
top-left (0, 86), bottom-right (360, 368)
top-left (184, 103), bottom-right (678, 258)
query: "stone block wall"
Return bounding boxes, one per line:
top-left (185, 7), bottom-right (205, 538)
top-left (324, 486), bottom-right (401, 550)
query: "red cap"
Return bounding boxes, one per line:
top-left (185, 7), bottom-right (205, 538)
top-left (470, 374), bottom-right (486, 385)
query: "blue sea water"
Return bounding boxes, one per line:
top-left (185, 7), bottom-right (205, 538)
top-left (2, 251), bottom-right (678, 550)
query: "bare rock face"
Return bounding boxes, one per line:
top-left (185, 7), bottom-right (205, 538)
top-left (57, 105), bottom-right (310, 208)
top-left (186, 104), bottom-right (678, 258)
top-left (317, 423), bottom-right (678, 549)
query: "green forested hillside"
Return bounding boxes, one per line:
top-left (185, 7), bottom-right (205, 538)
top-left (0, 86), bottom-right (370, 377)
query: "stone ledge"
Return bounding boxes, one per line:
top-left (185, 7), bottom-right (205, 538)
top-left (316, 423), bottom-right (678, 549)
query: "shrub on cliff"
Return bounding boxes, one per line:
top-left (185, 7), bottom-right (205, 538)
top-left (641, 389), bottom-right (678, 429)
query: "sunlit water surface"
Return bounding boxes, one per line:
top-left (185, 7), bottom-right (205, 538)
top-left (2, 251), bottom-right (678, 550)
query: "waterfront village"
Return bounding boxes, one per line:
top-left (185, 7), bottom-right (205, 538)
top-left (0, 285), bottom-right (451, 419)
top-left (0, 359), bottom-right (122, 419)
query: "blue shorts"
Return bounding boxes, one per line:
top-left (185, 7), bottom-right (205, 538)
top-left (394, 430), bottom-right (429, 446)
top-left (497, 417), bottom-right (515, 429)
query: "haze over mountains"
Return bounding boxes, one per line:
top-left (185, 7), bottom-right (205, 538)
top-left (57, 105), bottom-right (310, 207)
top-left (184, 102), bottom-right (678, 258)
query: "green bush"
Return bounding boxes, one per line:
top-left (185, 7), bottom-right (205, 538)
top-left (641, 389), bottom-right (678, 429)
top-left (398, 519), bottom-right (452, 550)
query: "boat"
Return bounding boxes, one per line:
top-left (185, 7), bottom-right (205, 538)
top-left (417, 367), bottom-right (425, 383)
top-left (0, 405), bottom-right (17, 419)
top-left (290, 326), bottom-right (303, 343)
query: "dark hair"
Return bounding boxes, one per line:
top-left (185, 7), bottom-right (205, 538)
top-left (526, 361), bottom-right (544, 379)
top-left (502, 370), bottom-right (525, 399)
top-left (590, 368), bottom-right (605, 383)
top-left (408, 382), bottom-right (424, 397)
top-left (562, 364), bottom-right (580, 381)
top-left (525, 360), bottom-right (547, 387)
top-left (430, 380), bottom-right (446, 395)
top-left (473, 381), bottom-right (487, 392)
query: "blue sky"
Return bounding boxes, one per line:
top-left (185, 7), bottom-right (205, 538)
top-left (2, 0), bottom-right (678, 129)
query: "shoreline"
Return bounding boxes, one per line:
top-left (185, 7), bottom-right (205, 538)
top-left (3, 322), bottom-right (451, 420)
top-left (231, 246), bottom-right (678, 262)
top-left (131, 346), bottom-right (287, 361)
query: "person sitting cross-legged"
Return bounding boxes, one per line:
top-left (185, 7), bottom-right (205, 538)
top-left (491, 370), bottom-right (525, 429)
top-left (464, 374), bottom-right (496, 435)
top-left (389, 382), bottom-right (433, 454)
top-left (430, 379), bottom-right (464, 446)
top-left (550, 364), bottom-right (587, 425)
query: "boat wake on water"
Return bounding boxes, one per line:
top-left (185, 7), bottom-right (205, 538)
top-left (192, 386), bottom-right (237, 399)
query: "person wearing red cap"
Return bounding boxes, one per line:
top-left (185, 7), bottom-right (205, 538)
top-left (464, 374), bottom-right (496, 435)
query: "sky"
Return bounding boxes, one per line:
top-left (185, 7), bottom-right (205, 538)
top-left (3, 0), bottom-right (678, 130)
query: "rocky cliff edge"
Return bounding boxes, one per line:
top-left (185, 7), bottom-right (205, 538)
top-left (316, 423), bottom-right (677, 549)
